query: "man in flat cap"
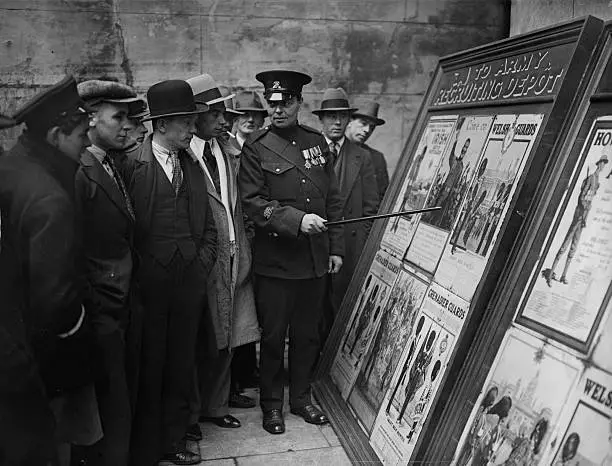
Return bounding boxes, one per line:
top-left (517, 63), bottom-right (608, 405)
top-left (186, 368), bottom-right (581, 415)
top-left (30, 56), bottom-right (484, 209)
top-left (124, 98), bottom-right (149, 154)
top-left (345, 101), bottom-right (389, 203)
top-left (238, 70), bottom-right (344, 434)
top-left (314, 88), bottom-right (379, 317)
top-left (124, 79), bottom-right (217, 466)
top-left (0, 76), bottom-right (97, 465)
top-left (186, 74), bottom-right (259, 434)
top-left (75, 78), bottom-right (140, 466)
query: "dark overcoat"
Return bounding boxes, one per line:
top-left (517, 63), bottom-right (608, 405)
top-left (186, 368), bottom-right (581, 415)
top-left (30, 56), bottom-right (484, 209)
top-left (238, 124), bottom-right (345, 279)
top-left (75, 149), bottom-right (134, 331)
top-left (331, 140), bottom-right (379, 311)
top-left (363, 143), bottom-right (389, 203)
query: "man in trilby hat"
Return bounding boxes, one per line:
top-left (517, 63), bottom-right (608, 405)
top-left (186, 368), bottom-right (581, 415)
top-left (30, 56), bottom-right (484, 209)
top-left (314, 87), bottom-right (379, 317)
top-left (185, 73), bottom-right (259, 436)
top-left (238, 70), bottom-right (344, 434)
top-left (232, 90), bottom-right (268, 152)
top-left (124, 79), bottom-right (217, 466)
top-left (75, 78), bottom-right (141, 466)
top-left (345, 101), bottom-right (389, 202)
top-left (0, 76), bottom-right (97, 465)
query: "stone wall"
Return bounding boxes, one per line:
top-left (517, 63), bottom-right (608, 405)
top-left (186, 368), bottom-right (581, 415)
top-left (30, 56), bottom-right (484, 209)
top-left (0, 0), bottom-right (508, 175)
top-left (510, 0), bottom-right (612, 36)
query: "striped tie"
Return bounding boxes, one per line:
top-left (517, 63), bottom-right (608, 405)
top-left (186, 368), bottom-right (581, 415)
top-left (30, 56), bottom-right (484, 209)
top-left (170, 151), bottom-right (183, 195)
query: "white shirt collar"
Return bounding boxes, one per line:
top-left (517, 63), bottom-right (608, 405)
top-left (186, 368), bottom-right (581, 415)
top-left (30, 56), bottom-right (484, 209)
top-left (324, 135), bottom-right (345, 152)
top-left (151, 138), bottom-right (177, 164)
top-left (87, 144), bottom-right (107, 164)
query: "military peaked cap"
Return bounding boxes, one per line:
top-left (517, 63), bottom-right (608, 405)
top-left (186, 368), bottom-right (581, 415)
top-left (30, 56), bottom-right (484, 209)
top-left (255, 70), bottom-right (312, 102)
top-left (13, 75), bottom-right (91, 127)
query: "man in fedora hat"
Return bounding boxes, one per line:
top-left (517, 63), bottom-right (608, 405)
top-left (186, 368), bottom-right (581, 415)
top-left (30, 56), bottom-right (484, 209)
top-left (314, 88), bottom-right (379, 316)
top-left (233, 90), bottom-right (268, 151)
top-left (75, 78), bottom-right (141, 466)
top-left (185, 73), bottom-right (259, 434)
top-left (543, 152), bottom-right (608, 287)
top-left (0, 76), bottom-right (97, 465)
top-left (345, 101), bottom-right (389, 202)
top-left (124, 79), bottom-right (217, 466)
top-left (238, 70), bottom-right (344, 434)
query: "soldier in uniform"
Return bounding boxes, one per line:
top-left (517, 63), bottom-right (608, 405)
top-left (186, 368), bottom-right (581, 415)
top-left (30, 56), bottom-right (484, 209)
top-left (238, 70), bottom-right (344, 434)
top-left (543, 153), bottom-right (608, 286)
top-left (345, 101), bottom-right (389, 203)
top-left (0, 76), bottom-right (96, 465)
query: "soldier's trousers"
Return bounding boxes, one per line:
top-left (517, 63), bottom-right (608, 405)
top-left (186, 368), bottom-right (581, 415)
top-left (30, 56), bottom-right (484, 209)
top-left (255, 274), bottom-right (326, 412)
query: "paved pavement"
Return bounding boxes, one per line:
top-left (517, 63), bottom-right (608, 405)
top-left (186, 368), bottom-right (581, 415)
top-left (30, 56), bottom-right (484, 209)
top-left (190, 388), bottom-right (352, 465)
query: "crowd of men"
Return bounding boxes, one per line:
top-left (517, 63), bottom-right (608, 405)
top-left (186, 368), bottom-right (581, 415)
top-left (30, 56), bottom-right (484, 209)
top-left (0, 69), bottom-right (389, 466)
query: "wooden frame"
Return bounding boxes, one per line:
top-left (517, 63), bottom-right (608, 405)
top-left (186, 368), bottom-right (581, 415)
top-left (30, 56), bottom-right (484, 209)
top-left (313, 16), bottom-right (604, 465)
top-left (421, 20), bottom-right (612, 464)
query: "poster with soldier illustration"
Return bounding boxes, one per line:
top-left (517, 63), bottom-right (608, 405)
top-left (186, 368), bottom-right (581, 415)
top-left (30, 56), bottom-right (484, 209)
top-left (330, 249), bottom-right (401, 399)
top-left (405, 115), bottom-right (494, 274)
top-left (369, 283), bottom-right (469, 465)
top-left (381, 116), bottom-right (457, 259)
top-left (435, 114), bottom-right (544, 301)
top-left (519, 116), bottom-right (612, 346)
top-left (450, 328), bottom-right (581, 466)
top-left (550, 368), bottom-right (612, 466)
top-left (346, 266), bottom-right (429, 432)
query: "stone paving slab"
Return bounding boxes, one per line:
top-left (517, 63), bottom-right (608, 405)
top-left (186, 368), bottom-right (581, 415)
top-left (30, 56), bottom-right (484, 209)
top-left (235, 446), bottom-right (351, 465)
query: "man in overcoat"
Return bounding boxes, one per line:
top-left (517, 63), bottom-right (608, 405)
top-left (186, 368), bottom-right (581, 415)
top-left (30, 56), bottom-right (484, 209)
top-left (75, 79), bottom-right (140, 466)
top-left (315, 88), bottom-right (379, 314)
top-left (186, 74), bottom-right (259, 432)
top-left (345, 101), bottom-right (389, 203)
top-left (238, 70), bottom-right (344, 434)
top-left (125, 80), bottom-right (217, 466)
top-left (0, 76), bottom-right (93, 465)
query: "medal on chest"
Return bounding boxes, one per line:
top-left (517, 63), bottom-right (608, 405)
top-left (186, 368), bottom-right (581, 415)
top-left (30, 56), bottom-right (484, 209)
top-left (301, 145), bottom-right (326, 169)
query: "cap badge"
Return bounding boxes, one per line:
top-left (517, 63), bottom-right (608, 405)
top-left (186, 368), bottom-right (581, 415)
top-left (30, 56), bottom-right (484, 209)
top-left (272, 81), bottom-right (282, 90)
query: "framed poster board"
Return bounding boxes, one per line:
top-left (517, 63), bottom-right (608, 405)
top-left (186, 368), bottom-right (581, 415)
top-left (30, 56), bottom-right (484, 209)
top-left (421, 20), bottom-right (612, 465)
top-left (313, 16), bottom-right (604, 465)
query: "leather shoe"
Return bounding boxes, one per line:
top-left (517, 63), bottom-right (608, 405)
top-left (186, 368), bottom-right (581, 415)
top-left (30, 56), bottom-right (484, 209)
top-left (199, 414), bottom-right (241, 428)
top-left (262, 408), bottom-right (285, 434)
top-left (185, 423), bottom-right (202, 441)
top-left (229, 392), bottom-right (256, 409)
top-left (290, 404), bottom-right (329, 425)
top-left (159, 449), bottom-right (201, 465)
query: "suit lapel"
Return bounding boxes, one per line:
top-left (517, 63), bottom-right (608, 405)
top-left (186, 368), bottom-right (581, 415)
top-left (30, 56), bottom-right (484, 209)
top-left (187, 145), bottom-right (223, 205)
top-left (181, 150), bottom-right (207, 238)
top-left (260, 131), bottom-right (325, 192)
top-left (81, 150), bottom-right (132, 221)
top-left (133, 137), bottom-right (158, 233)
top-left (340, 141), bottom-right (362, 204)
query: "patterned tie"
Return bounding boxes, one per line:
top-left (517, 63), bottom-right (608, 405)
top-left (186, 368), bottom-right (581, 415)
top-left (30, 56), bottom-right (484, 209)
top-left (203, 141), bottom-right (221, 194)
top-left (170, 151), bottom-right (183, 195)
top-left (104, 154), bottom-right (135, 221)
top-left (329, 142), bottom-right (339, 166)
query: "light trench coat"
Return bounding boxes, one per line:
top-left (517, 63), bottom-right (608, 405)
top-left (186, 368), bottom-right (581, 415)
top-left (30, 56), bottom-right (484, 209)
top-left (190, 138), bottom-right (259, 350)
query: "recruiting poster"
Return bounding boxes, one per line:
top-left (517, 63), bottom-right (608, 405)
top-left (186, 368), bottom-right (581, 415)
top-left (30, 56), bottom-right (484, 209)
top-left (330, 250), bottom-right (401, 399)
top-left (405, 115), bottom-right (494, 274)
top-left (593, 301), bottom-right (612, 374)
top-left (550, 368), bottom-right (612, 466)
top-left (381, 116), bottom-right (457, 259)
top-left (369, 283), bottom-right (469, 465)
top-left (435, 114), bottom-right (545, 300)
top-left (346, 267), bottom-right (429, 432)
top-left (451, 328), bottom-right (581, 466)
top-left (519, 117), bottom-right (612, 345)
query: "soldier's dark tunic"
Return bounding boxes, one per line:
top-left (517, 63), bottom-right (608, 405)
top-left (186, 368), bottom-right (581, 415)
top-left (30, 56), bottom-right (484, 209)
top-left (239, 123), bottom-right (344, 411)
